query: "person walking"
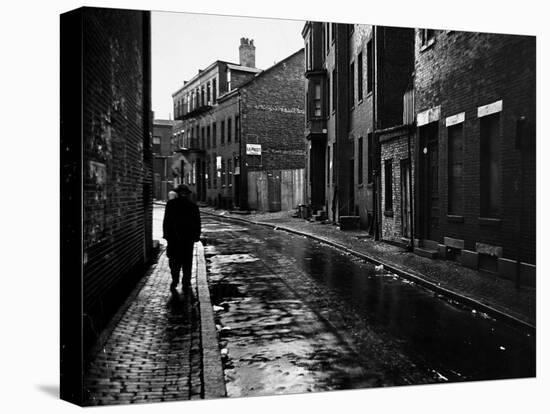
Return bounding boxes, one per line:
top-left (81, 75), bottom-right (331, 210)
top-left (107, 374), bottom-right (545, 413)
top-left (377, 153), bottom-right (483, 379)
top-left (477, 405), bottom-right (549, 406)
top-left (162, 184), bottom-right (201, 292)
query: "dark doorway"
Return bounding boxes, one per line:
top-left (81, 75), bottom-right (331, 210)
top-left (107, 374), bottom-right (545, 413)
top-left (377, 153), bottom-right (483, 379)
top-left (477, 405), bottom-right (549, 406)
top-left (267, 170), bottom-right (282, 212)
top-left (400, 159), bottom-right (411, 238)
top-left (419, 123), bottom-right (440, 241)
top-left (310, 140), bottom-right (326, 210)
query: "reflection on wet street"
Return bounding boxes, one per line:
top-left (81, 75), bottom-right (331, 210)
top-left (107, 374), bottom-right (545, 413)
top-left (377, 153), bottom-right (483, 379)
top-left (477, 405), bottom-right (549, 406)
top-left (202, 216), bottom-right (535, 397)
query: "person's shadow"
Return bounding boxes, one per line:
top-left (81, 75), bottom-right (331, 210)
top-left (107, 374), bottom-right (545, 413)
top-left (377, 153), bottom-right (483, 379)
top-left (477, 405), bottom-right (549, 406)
top-left (166, 288), bottom-right (195, 322)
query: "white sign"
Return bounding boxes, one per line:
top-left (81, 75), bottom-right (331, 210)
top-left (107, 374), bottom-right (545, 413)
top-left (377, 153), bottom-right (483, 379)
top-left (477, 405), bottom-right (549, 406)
top-left (477, 100), bottom-right (502, 118)
top-left (417, 105), bottom-right (441, 126)
top-left (445, 112), bottom-right (465, 127)
top-left (246, 144), bottom-right (262, 156)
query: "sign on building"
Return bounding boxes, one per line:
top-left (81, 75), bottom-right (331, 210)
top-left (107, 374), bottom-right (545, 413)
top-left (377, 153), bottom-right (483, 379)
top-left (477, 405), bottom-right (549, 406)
top-left (246, 144), bottom-right (262, 156)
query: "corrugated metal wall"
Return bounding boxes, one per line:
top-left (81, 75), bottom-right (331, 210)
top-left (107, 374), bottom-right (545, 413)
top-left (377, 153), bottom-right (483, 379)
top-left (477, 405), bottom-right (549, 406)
top-left (247, 169), bottom-right (304, 211)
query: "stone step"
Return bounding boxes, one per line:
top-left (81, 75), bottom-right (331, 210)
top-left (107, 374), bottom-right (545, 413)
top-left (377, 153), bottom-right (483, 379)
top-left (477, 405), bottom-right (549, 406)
top-left (414, 247), bottom-right (438, 259)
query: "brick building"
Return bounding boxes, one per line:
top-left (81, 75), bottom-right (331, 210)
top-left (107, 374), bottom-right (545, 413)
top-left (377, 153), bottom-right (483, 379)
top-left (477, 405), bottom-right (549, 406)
top-left (303, 22), bottom-right (414, 235)
top-left (61, 7), bottom-right (153, 404)
top-left (172, 39), bottom-right (305, 211)
top-left (413, 29), bottom-right (536, 284)
top-left (152, 118), bottom-right (176, 201)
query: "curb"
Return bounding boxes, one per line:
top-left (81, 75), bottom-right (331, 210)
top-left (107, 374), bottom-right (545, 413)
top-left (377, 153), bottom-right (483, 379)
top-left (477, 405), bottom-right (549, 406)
top-left (201, 210), bottom-right (535, 335)
top-left (194, 241), bottom-right (227, 399)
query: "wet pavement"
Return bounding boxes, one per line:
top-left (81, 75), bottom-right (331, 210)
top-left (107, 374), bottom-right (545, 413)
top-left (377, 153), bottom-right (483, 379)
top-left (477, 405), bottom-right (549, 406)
top-left (82, 205), bottom-right (203, 405)
top-left (202, 215), bottom-right (535, 397)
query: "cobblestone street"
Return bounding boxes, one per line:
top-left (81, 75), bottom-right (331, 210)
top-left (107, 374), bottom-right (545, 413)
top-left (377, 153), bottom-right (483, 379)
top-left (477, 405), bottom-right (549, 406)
top-left (83, 250), bottom-right (203, 405)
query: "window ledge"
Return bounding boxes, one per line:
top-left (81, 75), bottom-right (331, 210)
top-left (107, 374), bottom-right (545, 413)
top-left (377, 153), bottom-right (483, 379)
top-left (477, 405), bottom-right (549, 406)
top-left (358, 98), bottom-right (364, 105)
top-left (384, 210), bottom-right (394, 217)
top-left (447, 214), bottom-right (464, 223)
top-left (478, 217), bottom-right (501, 226)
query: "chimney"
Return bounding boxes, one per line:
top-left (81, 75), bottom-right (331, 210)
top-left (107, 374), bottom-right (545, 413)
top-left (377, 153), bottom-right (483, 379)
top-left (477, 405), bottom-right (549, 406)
top-left (239, 37), bottom-right (256, 68)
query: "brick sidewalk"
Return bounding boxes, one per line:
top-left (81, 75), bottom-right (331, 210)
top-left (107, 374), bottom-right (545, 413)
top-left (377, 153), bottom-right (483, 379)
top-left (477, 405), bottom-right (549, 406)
top-left (201, 207), bottom-right (536, 330)
top-left (83, 249), bottom-right (203, 406)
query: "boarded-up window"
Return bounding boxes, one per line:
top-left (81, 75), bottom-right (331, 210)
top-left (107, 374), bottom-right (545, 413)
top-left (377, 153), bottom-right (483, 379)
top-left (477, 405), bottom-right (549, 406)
top-left (448, 123), bottom-right (463, 214)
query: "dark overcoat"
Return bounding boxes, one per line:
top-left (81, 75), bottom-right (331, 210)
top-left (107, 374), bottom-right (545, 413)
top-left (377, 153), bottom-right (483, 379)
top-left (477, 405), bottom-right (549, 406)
top-left (162, 197), bottom-right (201, 261)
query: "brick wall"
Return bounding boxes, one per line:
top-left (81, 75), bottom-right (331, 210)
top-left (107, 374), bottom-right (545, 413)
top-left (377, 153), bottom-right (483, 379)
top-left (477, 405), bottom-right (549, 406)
top-left (380, 128), bottom-right (416, 241)
top-left (81, 7), bottom-right (153, 347)
top-left (241, 49), bottom-right (306, 172)
top-left (414, 30), bottom-right (535, 264)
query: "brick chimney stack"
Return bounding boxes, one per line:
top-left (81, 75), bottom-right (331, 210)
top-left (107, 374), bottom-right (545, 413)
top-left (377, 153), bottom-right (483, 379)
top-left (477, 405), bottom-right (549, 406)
top-left (239, 37), bottom-right (256, 68)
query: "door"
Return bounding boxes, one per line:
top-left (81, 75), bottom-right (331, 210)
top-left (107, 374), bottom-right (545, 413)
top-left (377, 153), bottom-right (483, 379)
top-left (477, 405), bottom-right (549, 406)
top-left (400, 159), bottom-right (411, 238)
top-left (420, 123), bottom-right (440, 241)
top-left (267, 170), bottom-right (282, 212)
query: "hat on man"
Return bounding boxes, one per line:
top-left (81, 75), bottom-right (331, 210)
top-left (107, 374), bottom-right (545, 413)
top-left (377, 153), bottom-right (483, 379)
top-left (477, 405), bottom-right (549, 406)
top-left (176, 184), bottom-right (192, 195)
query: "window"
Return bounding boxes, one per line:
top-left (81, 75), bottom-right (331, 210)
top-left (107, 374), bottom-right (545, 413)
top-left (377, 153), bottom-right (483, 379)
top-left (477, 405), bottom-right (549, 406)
top-left (221, 120), bottom-right (225, 145)
top-left (213, 122), bottom-right (217, 147)
top-left (327, 145), bottom-right (331, 187)
top-left (358, 137), bottom-right (363, 185)
top-left (332, 142), bottom-right (337, 185)
top-left (201, 86), bottom-right (205, 106)
top-left (326, 76), bottom-right (330, 116)
top-left (235, 115), bottom-right (240, 142)
top-left (207, 125), bottom-right (211, 149)
top-left (201, 127), bottom-right (205, 149)
top-left (314, 83), bottom-right (322, 117)
top-left (332, 69), bottom-right (336, 112)
top-left (384, 159), bottom-right (393, 212)
top-left (227, 69), bottom-right (231, 91)
top-left (207, 158), bottom-right (211, 189)
top-left (448, 123), bottom-right (464, 214)
top-left (221, 159), bottom-right (226, 187)
top-left (228, 159), bottom-right (233, 187)
top-left (421, 29), bottom-right (436, 47)
top-left (367, 133), bottom-right (374, 183)
top-left (306, 91), bottom-right (309, 121)
top-left (367, 40), bottom-right (373, 94)
top-left (212, 79), bottom-right (217, 102)
top-left (326, 23), bottom-right (330, 54)
top-left (207, 82), bottom-right (211, 104)
top-left (227, 118), bottom-right (232, 143)
top-left (480, 114), bottom-right (500, 217)
top-left (349, 61), bottom-right (355, 107)
top-left (357, 52), bottom-right (363, 100)
top-left (321, 24), bottom-right (326, 57)
top-left (331, 23), bottom-right (336, 42)
top-left (213, 155), bottom-right (218, 188)
top-left (152, 136), bottom-right (161, 145)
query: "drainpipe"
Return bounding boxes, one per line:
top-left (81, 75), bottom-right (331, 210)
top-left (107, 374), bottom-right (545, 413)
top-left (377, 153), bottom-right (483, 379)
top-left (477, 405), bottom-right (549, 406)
top-left (372, 26), bottom-right (380, 241)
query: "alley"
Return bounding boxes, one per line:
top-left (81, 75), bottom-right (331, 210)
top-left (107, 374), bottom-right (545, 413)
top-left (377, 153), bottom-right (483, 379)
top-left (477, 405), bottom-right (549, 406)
top-left (202, 214), bottom-right (535, 397)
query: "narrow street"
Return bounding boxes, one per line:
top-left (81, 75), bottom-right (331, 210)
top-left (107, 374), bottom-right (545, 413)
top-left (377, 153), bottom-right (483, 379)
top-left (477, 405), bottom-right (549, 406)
top-left (201, 213), bottom-right (535, 397)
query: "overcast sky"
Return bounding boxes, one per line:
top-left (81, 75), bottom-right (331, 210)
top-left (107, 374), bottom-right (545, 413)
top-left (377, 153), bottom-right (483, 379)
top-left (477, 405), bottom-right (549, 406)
top-left (151, 11), bottom-right (306, 120)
